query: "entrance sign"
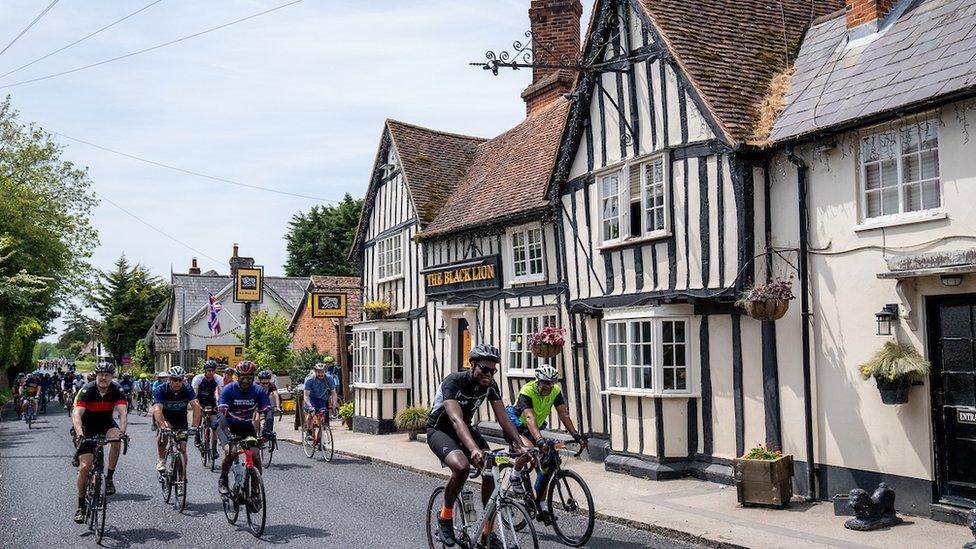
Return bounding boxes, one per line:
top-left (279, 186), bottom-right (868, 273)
top-left (311, 292), bottom-right (348, 318)
top-left (234, 266), bottom-right (264, 303)
top-left (424, 255), bottom-right (501, 296)
top-left (958, 409), bottom-right (976, 425)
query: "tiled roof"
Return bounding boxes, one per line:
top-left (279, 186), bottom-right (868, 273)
top-left (386, 120), bottom-right (487, 225)
top-left (309, 275), bottom-right (360, 291)
top-left (420, 98), bottom-right (570, 238)
top-left (167, 273), bottom-right (307, 323)
top-left (772, 0), bottom-right (976, 142)
top-left (639, 0), bottom-right (845, 144)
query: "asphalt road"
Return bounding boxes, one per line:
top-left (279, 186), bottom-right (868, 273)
top-left (0, 404), bottom-right (707, 548)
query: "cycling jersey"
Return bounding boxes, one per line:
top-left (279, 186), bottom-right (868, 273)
top-left (510, 380), bottom-right (565, 429)
top-left (217, 382), bottom-right (270, 424)
top-left (75, 381), bottom-right (126, 431)
top-left (22, 379), bottom-right (40, 397)
top-left (153, 383), bottom-right (196, 430)
top-left (427, 371), bottom-right (502, 432)
top-left (119, 380), bottom-right (134, 394)
top-left (303, 373), bottom-right (335, 408)
top-left (191, 374), bottom-right (220, 406)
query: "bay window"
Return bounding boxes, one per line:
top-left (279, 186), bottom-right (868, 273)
top-left (352, 321), bottom-right (410, 387)
top-left (604, 316), bottom-right (691, 395)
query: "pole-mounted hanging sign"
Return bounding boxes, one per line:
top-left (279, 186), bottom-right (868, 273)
top-left (310, 292), bottom-right (347, 318)
top-left (234, 265), bottom-right (264, 303)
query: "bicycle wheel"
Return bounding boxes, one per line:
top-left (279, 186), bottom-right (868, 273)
top-left (319, 423), bottom-right (334, 462)
top-left (86, 475), bottom-right (99, 532)
top-left (425, 487), bottom-right (447, 549)
top-left (496, 462), bottom-right (532, 531)
top-left (174, 453), bottom-right (187, 512)
top-left (162, 456), bottom-right (174, 503)
top-left (244, 469), bottom-right (266, 537)
top-left (496, 499), bottom-right (539, 549)
top-left (302, 428), bottom-right (315, 459)
top-left (222, 493), bottom-right (239, 524)
top-left (262, 437), bottom-right (275, 467)
top-left (210, 435), bottom-right (218, 473)
top-left (97, 470), bottom-right (109, 543)
top-left (546, 469), bottom-right (594, 547)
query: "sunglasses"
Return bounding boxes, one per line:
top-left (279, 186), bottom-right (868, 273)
top-left (477, 365), bottom-right (498, 376)
top-left (239, 376), bottom-right (254, 383)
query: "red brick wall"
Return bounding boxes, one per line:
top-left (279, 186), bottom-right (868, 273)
top-left (525, 0), bottom-right (581, 116)
top-left (291, 282), bottom-right (362, 359)
top-left (846, 0), bottom-right (896, 29)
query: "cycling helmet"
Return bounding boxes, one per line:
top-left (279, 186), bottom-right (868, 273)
top-left (469, 344), bottom-right (501, 363)
top-left (123, 373), bottom-right (132, 380)
top-left (313, 362), bottom-right (327, 371)
top-left (257, 369), bottom-right (272, 380)
top-left (236, 361), bottom-right (257, 376)
top-left (535, 364), bottom-right (559, 383)
top-left (94, 361), bottom-right (115, 374)
top-left (168, 366), bottom-right (186, 378)
top-left (204, 360), bottom-right (218, 370)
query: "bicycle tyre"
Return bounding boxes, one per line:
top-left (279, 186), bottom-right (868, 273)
top-left (222, 493), bottom-right (239, 524)
top-left (244, 468), bottom-right (266, 537)
top-left (262, 438), bottom-right (275, 467)
top-left (302, 428), bottom-right (315, 459)
top-left (210, 435), bottom-right (218, 473)
top-left (174, 453), bottom-right (187, 513)
top-left (97, 470), bottom-right (109, 543)
top-left (425, 486), bottom-right (446, 549)
top-left (495, 462), bottom-right (531, 531)
top-left (87, 475), bottom-right (99, 532)
top-left (162, 458), bottom-right (174, 503)
top-left (497, 499), bottom-right (539, 549)
top-left (319, 423), bottom-right (334, 462)
top-left (547, 469), bottom-right (594, 547)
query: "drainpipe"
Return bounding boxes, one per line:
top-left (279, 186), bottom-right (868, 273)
top-left (786, 146), bottom-right (817, 501)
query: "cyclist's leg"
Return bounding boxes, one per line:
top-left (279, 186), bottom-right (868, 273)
top-left (428, 429), bottom-right (472, 508)
top-left (217, 420), bottom-right (237, 479)
top-left (105, 425), bottom-right (122, 471)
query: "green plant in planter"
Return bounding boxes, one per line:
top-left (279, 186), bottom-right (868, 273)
top-left (363, 300), bottom-right (391, 319)
top-left (395, 406), bottom-right (430, 440)
top-left (338, 401), bottom-right (354, 428)
top-left (742, 444), bottom-right (782, 460)
top-left (859, 341), bottom-right (930, 405)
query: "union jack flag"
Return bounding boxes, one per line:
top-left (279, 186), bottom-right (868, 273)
top-left (207, 293), bottom-right (222, 335)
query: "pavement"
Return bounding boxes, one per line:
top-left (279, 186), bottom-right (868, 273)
top-left (0, 404), bottom-right (703, 548)
top-left (273, 419), bottom-right (973, 549)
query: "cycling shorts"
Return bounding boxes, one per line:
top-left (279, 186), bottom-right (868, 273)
top-left (198, 395), bottom-right (217, 409)
top-left (217, 420), bottom-right (257, 446)
top-left (303, 400), bottom-right (330, 414)
top-left (160, 411), bottom-right (189, 432)
top-left (426, 426), bottom-right (490, 465)
top-left (76, 419), bottom-right (120, 457)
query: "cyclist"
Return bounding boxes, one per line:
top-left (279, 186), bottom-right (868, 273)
top-left (152, 366), bottom-right (202, 472)
top-left (20, 373), bottom-right (41, 418)
top-left (427, 344), bottom-right (527, 548)
top-left (119, 373), bottom-right (135, 411)
top-left (138, 375), bottom-right (153, 411)
top-left (303, 362), bottom-right (336, 434)
top-left (151, 371), bottom-right (168, 392)
top-left (257, 369), bottom-right (280, 439)
top-left (71, 362), bottom-right (128, 523)
top-left (506, 364), bottom-right (587, 521)
top-left (191, 361), bottom-right (222, 447)
top-left (220, 366), bottom-right (235, 389)
top-left (216, 360), bottom-right (271, 495)
top-left (12, 373), bottom-right (24, 419)
top-left (62, 369), bottom-right (77, 405)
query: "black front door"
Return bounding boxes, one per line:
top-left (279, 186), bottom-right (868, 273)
top-left (929, 295), bottom-right (976, 506)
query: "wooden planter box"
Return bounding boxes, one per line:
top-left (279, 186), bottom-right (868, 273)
top-left (734, 454), bottom-right (794, 508)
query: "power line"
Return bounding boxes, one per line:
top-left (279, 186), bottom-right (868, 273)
top-left (0, 0), bottom-right (60, 59)
top-left (92, 190), bottom-right (223, 264)
top-left (46, 128), bottom-right (338, 203)
top-left (0, 0), bottom-right (166, 81)
top-left (0, 0), bottom-right (304, 89)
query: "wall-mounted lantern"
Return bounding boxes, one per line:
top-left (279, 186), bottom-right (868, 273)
top-left (437, 319), bottom-right (447, 341)
top-left (875, 304), bottom-right (899, 336)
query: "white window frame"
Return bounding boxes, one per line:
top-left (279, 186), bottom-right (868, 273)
top-left (601, 310), bottom-right (695, 397)
top-left (506, 223), bottom-right (546, 284)
top-left (858, 118), bottom-right (942, 224)
top-left (598, 154), bottom-right (670, 246)
top-left (506, 309), bottom-right (559, 376)
top-left (376, 232), bottom-right (403, 282)
top-left (351, 321), bottom-right (410, 388)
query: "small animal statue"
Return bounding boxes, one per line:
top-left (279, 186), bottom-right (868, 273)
top-left (843, 483), bottom-right (905, 531)
top-left (964, 509), bottom-right (976, 549)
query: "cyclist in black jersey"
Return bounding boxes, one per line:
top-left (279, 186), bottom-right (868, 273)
top-left (427, 344), bottom-right (526, 548)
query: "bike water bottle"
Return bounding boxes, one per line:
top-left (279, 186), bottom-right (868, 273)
top-left (460, 489), bottom-right (476, 524)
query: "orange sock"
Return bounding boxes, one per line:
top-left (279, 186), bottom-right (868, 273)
top-left (439, 506), bottom-right (453, 520)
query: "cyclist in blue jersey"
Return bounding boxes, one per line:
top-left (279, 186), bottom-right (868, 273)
top-left (191, 360), bottom-right (222, 447)
top-left (152, 366), bottom-right (202, 472)
top-left (303, 362), bottom-right (336, 430)
top-left (216, 360), bottom-right (271, 495)
top-left (119, 373), bottom-right (135, 411)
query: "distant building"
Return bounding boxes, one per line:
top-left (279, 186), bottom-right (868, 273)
top-left (289, 275), bottom-right (362, 360)
top-left (145, 247), bottom-right (307, 373)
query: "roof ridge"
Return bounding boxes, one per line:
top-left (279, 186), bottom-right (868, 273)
top-left (474, 97), bottom-right (569, 151)
top-left (386, 119), bottom-right (488, 142)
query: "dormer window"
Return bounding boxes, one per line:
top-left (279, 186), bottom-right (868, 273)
top-left (860, 119), bottom-right (940, 222)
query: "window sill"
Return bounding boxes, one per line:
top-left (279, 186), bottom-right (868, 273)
top-left (508, 276), bottom-right (547, 287)
top-left (599, 233), bottom-right (671, 253)
top-left (854, 210), bottom-right (947, 232)
top-left (600, 389), bottom-right (699, 398)
top-left (377, 274), bottom-right (404, 284)
top-left (505, 371), bottom-right (537, 379)
top-left (351, 382), bottom-right (378, 389)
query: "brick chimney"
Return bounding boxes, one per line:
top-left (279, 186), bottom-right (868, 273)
top-left (188, 257), bottom-right (201, 275)
top-left (521, 0), bottom-right (582, 117)
top-left (846, 0), bottom-right (896, 31)
top-left (228, 242), bottom-right (254, 277)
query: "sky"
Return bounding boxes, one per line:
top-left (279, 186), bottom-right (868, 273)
top-left (0, 0), bottom-right (591, 341)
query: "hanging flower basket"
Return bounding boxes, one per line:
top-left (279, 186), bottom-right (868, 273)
top-left (875, 378), bottom-right (912, 405)
top-left (529, 326), bottom-right (566, 359)
top-left (737, 277), bottom-right (795, 321)
top-left (859, 341), bottom-right (930, 405)
top-left (742, 299), bottom-right (790, 321)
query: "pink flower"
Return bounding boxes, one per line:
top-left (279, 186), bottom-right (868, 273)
top-left (530, 326), bottom-right (566, 347)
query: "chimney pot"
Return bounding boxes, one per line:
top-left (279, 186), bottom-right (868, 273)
top-left (232, 243), bottom-right (239, 258)
top-left (188, 257), bottom-right (201, 275)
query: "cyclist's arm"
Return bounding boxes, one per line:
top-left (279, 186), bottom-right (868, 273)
top-left (443, 399), bottom-right (482, 455)
top-left (152, 403), bottom-right (168, 429)
top-left (492, 399), bottom-right (526, 451)
top-left (555, 403), bottom-right (582, 440)
top-left (189, 398), bottom-right (202, 429)
top-left (522, 408), bottom-right (545, 443)
top-left (71, 403), bottom-right (85, 438)
top-left (115, 401), bottom-right (129, 433)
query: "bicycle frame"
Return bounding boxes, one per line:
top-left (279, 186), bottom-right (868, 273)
top-left (455, 451), bottom-right (516, 546)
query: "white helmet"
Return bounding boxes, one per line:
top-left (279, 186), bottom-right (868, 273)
top-left (535, 364), bottom-right (559, 383)
top-left (168, 366), bottom-right (186, 378)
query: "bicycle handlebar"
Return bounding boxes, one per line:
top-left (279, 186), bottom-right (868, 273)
top-left (78, 434), bottom-right (129, 455)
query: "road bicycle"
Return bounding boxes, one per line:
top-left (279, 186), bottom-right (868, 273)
top-left (330, 395), bottom-right (344, 421)
top-left (78, 434), bottom-right (129, 543)
top-left (260, 432), bottom-right (277, 467)
top-left (426, 449), bottom-right (539, 549)
top-left (221, 435), bottom-right (267, 537)
top-left (158, 428), bottom-right (194, 512)
top-left (197, 408), bottom-right (221, 471)
top-left (302, 408), bottom-right (334, 462)
top-left (498, 440), bottom-right (594, 547)
top-left (23, 397), bottom-right (37, 429)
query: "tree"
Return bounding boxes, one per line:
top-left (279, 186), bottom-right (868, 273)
top-left (239, 310), bottom-right (294, 374)
top-left (283, 194), bottom-right (363, 277)
top-left (131, 339), bottom-right (152, 375)
top-left (58, 304), bottom-right (96, 349)
top-left (90, 255), bottom-right (168, 362)
top-left (0, 98), bottom-right (98, 375)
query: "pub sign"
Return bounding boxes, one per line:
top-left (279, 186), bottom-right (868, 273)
top-left (424, 255), bottom-right (501, 296)
top-left (311, 292), bottom-right (347, 318)
top-left (234, 266), bottom-right (264, 303)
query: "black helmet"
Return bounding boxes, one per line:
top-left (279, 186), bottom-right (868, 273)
top-left (469, 344), bottom-right (501, 364)
top-left (204, 360), bottom-right (218, 370)
top-left (94, 361), bottom-right (115, 374)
